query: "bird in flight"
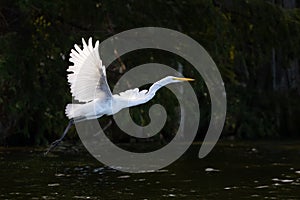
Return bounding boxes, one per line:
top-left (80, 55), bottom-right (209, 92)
top-left (45, 38), bottom-right (194, 154)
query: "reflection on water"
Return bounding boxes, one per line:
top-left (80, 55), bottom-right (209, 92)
top-left (1, 141), bottom-right (300, 199)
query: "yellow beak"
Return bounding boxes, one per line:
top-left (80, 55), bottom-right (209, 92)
top-left (173, 77), bottom-right (195, 81)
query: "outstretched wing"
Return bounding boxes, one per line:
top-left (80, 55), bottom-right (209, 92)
top-left (67, 38), bottom-right (112, 102)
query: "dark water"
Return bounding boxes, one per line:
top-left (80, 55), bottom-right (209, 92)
top-left (1, 141), bottom-right (300, 199)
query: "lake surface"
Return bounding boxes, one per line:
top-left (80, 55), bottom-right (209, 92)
top-left (1, 141), bottom-right (300, 199)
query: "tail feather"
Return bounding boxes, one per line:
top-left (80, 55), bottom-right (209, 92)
top-left (65, 104), bottom-right (82, 119)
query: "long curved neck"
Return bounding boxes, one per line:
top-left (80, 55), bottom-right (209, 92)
top-left (111, 77), bottom-right (174, 114)
top-left (147, 78), bottom-right (171, 97)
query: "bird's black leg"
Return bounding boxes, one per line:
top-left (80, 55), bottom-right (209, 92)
top-left (44, 119), bottom-right (74, 156)
top-left (102, 119), bottom-right (112, 131)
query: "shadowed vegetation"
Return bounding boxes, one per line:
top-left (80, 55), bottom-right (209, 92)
top-left (1, 0), bottom-right (300, 145)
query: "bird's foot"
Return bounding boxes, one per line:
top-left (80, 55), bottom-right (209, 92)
top-left (44, 139), bottom-right (63, 156)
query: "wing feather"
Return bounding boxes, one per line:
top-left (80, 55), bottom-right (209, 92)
top-left (67, 37), bottom-right (112, 102)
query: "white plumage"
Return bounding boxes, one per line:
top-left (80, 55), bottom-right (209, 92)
top-left (67, 38), bottom-right (110, 103)
top-left (46, 37), bottom-right (194, 154)
top-left (65, 37), bottom-right (194, 122)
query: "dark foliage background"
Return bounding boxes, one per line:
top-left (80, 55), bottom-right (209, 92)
top-left (1, 0), bottom-right (300, 145)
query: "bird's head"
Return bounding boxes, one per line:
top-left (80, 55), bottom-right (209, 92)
top-left (152, 76), bottom-right (195, 89)
top-left (172, 76), bottom-right (195, 82)
top-left (166, 76), bottom-right (195, 83)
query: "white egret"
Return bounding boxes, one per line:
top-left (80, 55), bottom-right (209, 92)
top-left (45, 37), bottom-right (194, 154)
